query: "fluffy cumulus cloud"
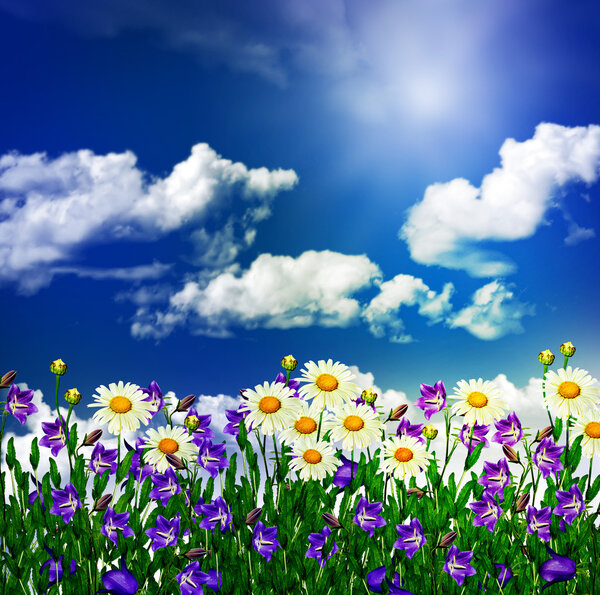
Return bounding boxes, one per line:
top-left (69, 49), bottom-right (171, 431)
top-left (0, 144), bottom-right (297, 293)
top-left (401, 123), bottom-right (600, 277)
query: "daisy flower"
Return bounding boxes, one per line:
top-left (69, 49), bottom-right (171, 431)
top-left (380, 435), bottom-right (433, 480)
top-left (321, 402), bottom-right (385, 451)
top-left (278, 399), bottom-right (328, 445)
top-left (243, 381), bottom-right (303, 436)
top-left (144, 426), bottom-right (199, 473)
top-left (572, 409), bottom-right (600, 458)
top-left (451, 379), bottom-right (508, 426)
top-left (89, 382), bottom-right (154, 435)
top-left (289, 436), bottom-right (341, 481)
top-left (297, 359), bottom-right (360, 411)
top-left (543, 367), bottom-right (600, 420)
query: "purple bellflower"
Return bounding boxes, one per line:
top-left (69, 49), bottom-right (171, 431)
top-left (5, 384), bottom-right (38, 425)
top-left (40, 546), bottom-right (76, 588)
top-left (39, 417), bottom-right (69, 456)
top-left (493, 564), bottom-right (513, 587)
top-left (396, 418), bottom-right (425, 444)
top-left (197, 497), bottom-right (233, 535)
top-left (553, 484), bottom-right (585, 526)
top-left (366, 566), bottom-right (415, 594)
top-left (223, 405), bottom-right (253, 437)
top-left (149, 467), bottom-right (181, 506)
top-left (145, 513), bottom-right (181, 551)
top-left (97, 556), bottom-right (139, 595)
top-left (534, 437), bottom-right (564, 480)
top-left (353, 497), bottom-right (387, 538)
top-left (393, 517), bottom-right (427, 559)
top-left (306, 525), bottom-right (338, 568)
top-left (196, 439), bottom-right (229, 478)
top-left (123, 438), bottom-right (154, 487)
top-left (478, 459), bottom-right (510, 501)
top-left (526, 505), bottom-right (552, 542)
top-left (50, 483), bottom-right (82, 524)
top-left (177, 561), bottom-right (209, 595)
top-left (252, 520), bottom-right (282, 562)
top-left (274, 372), bottom-right (301, 397)
top-left (469, 491), bottom-right (503, 533)
top-left (101, 507), bottom-right (135, 545)
top-left (416, 381), bottom-right (447, 421)
top-left (189, 412), bottom-right (215, 444)
top-left (90, 442), bottom-right (119, 476)
top-left (459, 423), bottom-right (490, 454)
top-left (444, 544), bottom-right (477, 586)
top-left (139, 381), bottom-right (165, 418)
top-left (28, 484), bottom-right (45, 512)
top-left (492, 412), bottom-right (523, 446)
top-left (539, 545), bottom-right (576, 592)
top-left (332, 454), bottom-right (362, 490)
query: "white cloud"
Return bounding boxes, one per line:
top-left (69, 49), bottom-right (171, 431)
top-left (51, 261), bottom-right (173, 282)
top-left (0, 144), bottom-right (297, 294)
top-left (447, 280), bottom-right (534, 340)
top-left (401, 123), bottom-right (600, 277)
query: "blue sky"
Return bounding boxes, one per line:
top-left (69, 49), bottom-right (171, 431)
top-left (2, 0), bottom-right (600, 450)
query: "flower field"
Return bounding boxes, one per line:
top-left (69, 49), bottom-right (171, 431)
top-left (1, 344), bottom-right (599, 594)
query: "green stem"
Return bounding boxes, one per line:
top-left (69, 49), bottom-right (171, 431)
top-left (587, 456), bottom-right (594, 496)
top-left (272, 435), bottom-right (280, 480)
top-left (542, 364), bottom-right (554, 432)
top-left (54, 375), bottom-right (73, 474)
top-left (316, 410), bottom-right (325, 442)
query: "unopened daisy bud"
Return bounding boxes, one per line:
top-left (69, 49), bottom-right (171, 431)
top-left (245, 508), bottom-right (262, 525)
top-left (560, 342), bottom-right (576, 357)
top-left (166, 454), bottom-right (185, 470)
top-left (281, 355), bottom-right (297, 371)
top-left (438, 531), bottom-right (457, 548)
top-left (390, 404), bottom-right (408, 420)
top-left (422, 424), bottom-right (438, 440)
top-left (361, 388), bottom-right (378, 404)
top-left (176, 394), bottom-right (196, 412)
top-left (93, 494), bottom-right (112, 512)
top-left (0, 370), bottom-right (17, 388)
top-left (50, 359), bottom-right (67, 376)
top-left (536, 426), bottom-right (554, 442)
top-left (502, 444), bottom-right (520, 464)
top-left (322, 513), bottom-right (342, 529)
top-left (64, 388), bottom-right (81, 405)
top-left (83, 429), bottom-right (103, 446)
top-left (184, 548), bottom-right (210, 560)
top-left (538, 350), bottom-right (555, 366)
top-left (184, 414), bottom-right (200, 431)
top-left (407, 488), bottom-right (425, 499)
top-left (516, 492), bottom-right (530, 512)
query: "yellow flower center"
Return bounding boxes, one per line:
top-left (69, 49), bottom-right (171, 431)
top-left (394, 447), bottom-right (413, 462)
top-left (303, 448), bottom-right (322, 464)
top-left (585, 421), bottom-right (600, 439)
top-left (558, 381), bottom-right (581, 399)
top-left (259, 396), bottom-right (281, 413)
top-left (295, 416), bottom-right (317, 434)
top-left (344, 415), bottom-right (364, 432)
top-left (158, 438), bottom-right (179, 454)
top-left (316, 373), bottom-right (339, 392)
top-left (109, 396), bottom-right (132, 414)
top-left (467, 391), bottom-right (488, 408)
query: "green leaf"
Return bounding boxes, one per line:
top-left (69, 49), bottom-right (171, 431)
top-left (566, 435), bottom-right (583, 469)
top-left (92, 468), bottom-right (111, 500)
top-left (6, 437), bottom-right (16, 469)
top-left (72, 455), bottom-right (86, 496)
top-left (138, 476), bottom-right (153, 509)
top-left (464, 442), bottom-right (485, 471)
top-left (448, 472), bottom-right (457, 500)
top-left (553, 417), bottom-right (563, 443)
top-left (67, 422), bottom-right (78, 453)
top-left (225, 453), bottom-right (238, 495)
top-left (116, 449), bottom-right (135, 484)
top-left (49, 457), bottom-right (61, 487)
top-left (587, 475), bottom-right (600, 501)
top-left (237, 419), bottom-right (249, 452)
top-left (203, 476), bottom-right (215, 503)
top-left (29, 437), bottom-right (40, 471)
top-left (455, 479), bottom-right (475, 513)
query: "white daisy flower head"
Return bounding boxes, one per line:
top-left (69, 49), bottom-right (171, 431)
top-left (289, 436), bottom-right (341, 482)
top-left (88, 381), bottom-right (154, 435)
top-left (451, 379), bottom-right (508, 426)
top-left (572, 408), bottom-right (600, 458)
top-left (278, 398), bottom-right (329, 445)
top-left (543, 366), bottom-right (600, 420)
top-left (144, 425), bottom-right (199, 473)
top-left (321, 402), bottom-right (385, 451)
top-left (380, 434), bottom-right (433, 480)
top-left (297, 359), bottom-right (360, 411)
top-left (244, 381), bottom-right (303, 436)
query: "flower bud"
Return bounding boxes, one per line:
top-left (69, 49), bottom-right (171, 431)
top-left (184, 414), bottom-right (200, 431)
top-left (502, 444), bottom-right (520, 464)
top-left (361, 388), bottom-right (378, 404)
top-left (184, 548), bottom-right (210, 560)
top-left (64, 388), bottom-right (82, 405)
top-left (560, 342), bottom-right (576, 357)
top-left (281, 355), bottom-right (298, 371)
top-left (176, 394), bottom-right (196, 412)
top-left (83, 429), bottom-right (103, 446)
top-left (390, 404), bottom-right (408, 420)
top-left (322, 513), bottom-right (342, 529)
top-left (438, 531), bottom-right (457, 548)
top-left (536, 426), bottom-right (554, 442)
top-left (407, 488), bottom-right (425, 499)
top-left (0, 370), bottom-right (17, 388)
top-left (245, 507), bottom-right (262, 525)
top-left (538, 350), bottom-right (555, 366)
top-left (50, 359), bottom-right (67, 376)
top-left (93, 494), bottom-right (112, 511)
top-left (521, 545), bottom-right (529, 559)
top-left (166, 454), bottom-right (185, 470)
top-left (516, 492), bottom-right (530, 512)
top-left (240, 389), bottom-right (249, 400)
top-left (422, 424), bottom-right (438, 440)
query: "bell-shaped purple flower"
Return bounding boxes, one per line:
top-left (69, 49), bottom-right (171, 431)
top-left (196, 439), bottom-right (229, 478)
top-left (123, 438), bottom-right (154, 487)
top-left (459, 423), bottom-right (490, 453)
top-left (176, 561), bottom-right (209, 595)
top-left (139, 381), bottom-right (165, 418)
top-left (492, 411), bottom-right (523, 446)
top-left (274, 372), bottom-right (301, 397)
top-left (306, 525), bottom-right (339, 568)
top-left (478, 459), bottom-right (510, 501)
top-left (469, 491), bottom-right (503, 533)
top-left (145, 513), bottom-right (181, 551)
top-left (553, 484), bottom-right (585, 526)
top-left (252, 520), bottom-right (282, 562)
top-left (493, 564), bottom-right (512, 587)
top-left (101, 507), bottom-right (135, 545)
top-left (393, 517), bottom-right (426, 559)
top-left (332, 454), bottom-right (362, 490)
top-left (28, 483), bottom-right (46, 512)
top-left (539, 545), bottom-right (576, 592)
top-left (39, 417), bottom-right (69, 456)
top-left (443, 544), bottom-right (477, 586)
top-left (197, 497), bottom-right (233, 535)
top-left (190, 411), bottom-right (215, 444)
top-left (533, 437), bottom-right (564, 480)
top-left (90, 442), bottom-right (119, 476)
top-left (353, 497), bottom-right (387, 538)
top-left (5, 384), bottom-right (38, 425)
top-left (366, 566), bottom-right (415, 594)
top-left (40, 547), bottom-right (76, 587)
top-left (223, 405), bottom-right (252, 437)
top-left (50, 483), bottom-right (82, 524)
top-left (526, 505), bottom-right (552, 542)
top-left (416, 381), bottom-right (447, 421)
top-left (97, 555), bottom-right (139, 595)
top-left (396, 418), bottom-right (425, 444)
top-left (149, 467), bottom-right (181, 505)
